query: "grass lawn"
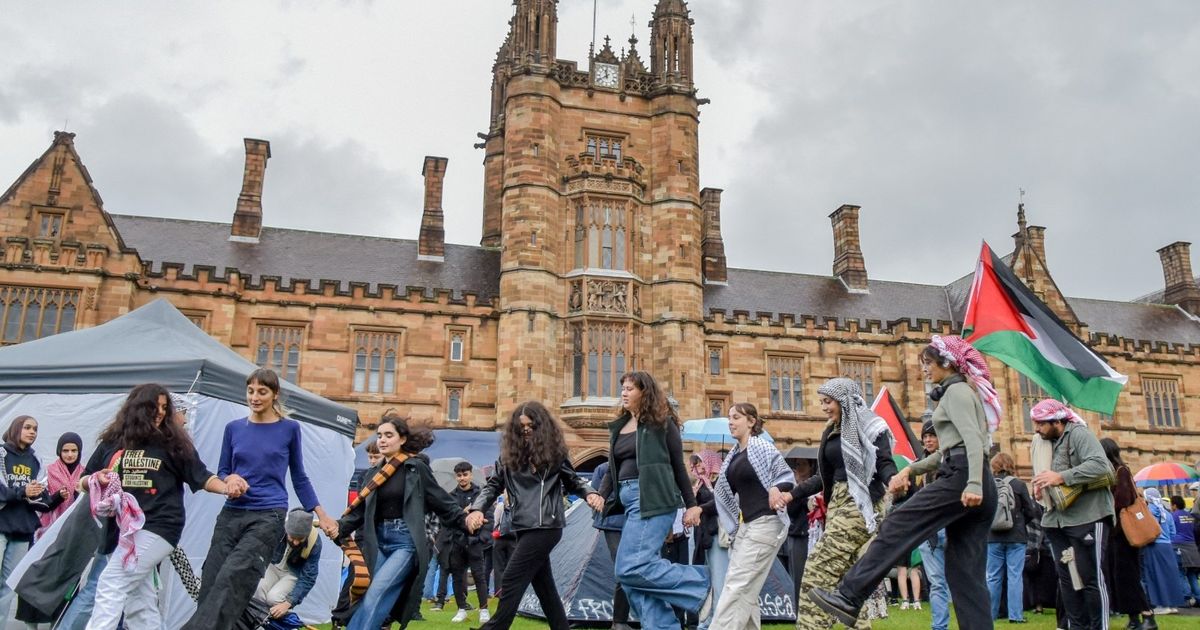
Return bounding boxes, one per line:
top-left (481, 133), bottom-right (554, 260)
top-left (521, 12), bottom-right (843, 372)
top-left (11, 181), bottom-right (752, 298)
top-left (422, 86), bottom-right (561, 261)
top-left (313, 594), bottom-right (1200, 628)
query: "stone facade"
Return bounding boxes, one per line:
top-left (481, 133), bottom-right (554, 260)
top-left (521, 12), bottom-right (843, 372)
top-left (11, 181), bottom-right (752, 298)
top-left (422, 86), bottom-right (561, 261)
top-left (3, 1), bottom-right (1199, 474)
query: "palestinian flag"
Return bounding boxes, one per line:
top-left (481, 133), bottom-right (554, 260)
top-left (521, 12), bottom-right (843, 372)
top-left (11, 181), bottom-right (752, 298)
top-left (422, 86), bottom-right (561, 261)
top-left (963, 242), bottom-right (1127, 414)
top-left (871, 387), bottom-right (921, 460)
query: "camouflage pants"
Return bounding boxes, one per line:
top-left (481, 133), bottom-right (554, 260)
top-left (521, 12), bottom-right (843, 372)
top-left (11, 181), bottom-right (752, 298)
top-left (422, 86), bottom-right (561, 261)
top-left (796, 483), bottom-right (882, 630)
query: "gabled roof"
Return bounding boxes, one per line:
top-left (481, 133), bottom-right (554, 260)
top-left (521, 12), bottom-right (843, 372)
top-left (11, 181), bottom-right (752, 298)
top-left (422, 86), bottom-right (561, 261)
top-left (1135, 275), bottom-right (1200, 304)
top-left (110, 215), bottom-right (501, 304)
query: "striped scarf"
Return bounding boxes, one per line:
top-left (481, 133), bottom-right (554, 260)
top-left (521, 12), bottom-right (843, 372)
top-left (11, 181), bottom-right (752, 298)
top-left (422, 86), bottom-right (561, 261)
top-left (714, 435), bottom-right (795, 538)
top-left (341, 454), bottom-right (408, 602)
top-left (817, 378), bottom-right (892, 533)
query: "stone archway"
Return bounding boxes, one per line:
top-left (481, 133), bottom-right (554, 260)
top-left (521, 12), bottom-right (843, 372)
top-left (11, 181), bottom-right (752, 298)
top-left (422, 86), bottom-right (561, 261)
top-left (572, 446), bottom-right (609, 476)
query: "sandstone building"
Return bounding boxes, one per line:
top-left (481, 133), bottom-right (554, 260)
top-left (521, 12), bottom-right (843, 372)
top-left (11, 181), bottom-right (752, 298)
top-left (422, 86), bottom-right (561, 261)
top-left (3, 0), bottom-right (1199, 473)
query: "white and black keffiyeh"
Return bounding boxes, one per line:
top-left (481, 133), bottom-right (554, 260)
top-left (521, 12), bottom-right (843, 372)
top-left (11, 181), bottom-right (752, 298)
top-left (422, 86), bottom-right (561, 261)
top-left (714, 434), bottom-right (794, 538)
top-left (818, 377), bottom-right (893, 533)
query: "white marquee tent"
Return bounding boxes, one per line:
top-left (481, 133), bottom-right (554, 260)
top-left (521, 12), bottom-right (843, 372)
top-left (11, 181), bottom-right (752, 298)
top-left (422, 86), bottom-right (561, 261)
top-left (0, 299), bottom-right (357, 626)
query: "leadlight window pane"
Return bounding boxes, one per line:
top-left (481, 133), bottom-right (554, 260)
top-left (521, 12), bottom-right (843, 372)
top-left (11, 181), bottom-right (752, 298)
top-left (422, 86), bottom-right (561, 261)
top-left (602, 227), bottom-right (613, 269)
top-left (602, 352), bottom-right (612, 397)
top-left (22, 299), bottom-right (40, 342)
top-left (448, 389), bottom-right (462, 422)
top-left (1018, 374), bottom-right (1048, 433)
top-left (450, 334), bottom-right (464, 362)
top-left (353, 350), bottom-right (367, 392)
top-left (369, 350), bottom-right (381, 393)
top-left (709, 348), bottom-right (721, 375)
top-left (384, 351), bottom-right (396, 394)
top-left (768, 357), bottom-right (804, 413)
top-left (588, 352), bottom-right (598, 396)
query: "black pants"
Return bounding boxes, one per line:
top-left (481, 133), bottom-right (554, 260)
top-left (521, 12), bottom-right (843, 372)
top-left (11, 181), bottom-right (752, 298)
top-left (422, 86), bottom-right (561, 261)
top-left (839, 452), bottom-right (997, 629)
top-left (448, 541), bottom-right (489, 608)
top-left (787, 534), bottom-right (809, 604)
top-left (1046, 519), bottom-right (1109, 630)
top-left (481, 527), bottom-right (568, 630)
top-left (603, 529), bottom-right (631, 623)
top-left (184, 507), bottom-right (285, 630)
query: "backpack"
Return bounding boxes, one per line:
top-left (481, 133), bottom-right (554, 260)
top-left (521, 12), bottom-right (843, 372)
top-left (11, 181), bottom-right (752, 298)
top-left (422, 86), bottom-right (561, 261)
top-left (991, 476), bottom-right (1016, 532)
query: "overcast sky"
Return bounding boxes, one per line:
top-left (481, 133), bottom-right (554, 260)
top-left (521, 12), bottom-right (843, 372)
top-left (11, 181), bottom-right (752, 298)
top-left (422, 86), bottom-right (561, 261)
top-left (3, 1), bottom-right (1198, 301)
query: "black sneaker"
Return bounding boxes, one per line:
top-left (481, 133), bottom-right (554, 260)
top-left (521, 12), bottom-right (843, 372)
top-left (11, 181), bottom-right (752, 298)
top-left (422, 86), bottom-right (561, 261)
top-left (806, 587), bottom-right (860, 627)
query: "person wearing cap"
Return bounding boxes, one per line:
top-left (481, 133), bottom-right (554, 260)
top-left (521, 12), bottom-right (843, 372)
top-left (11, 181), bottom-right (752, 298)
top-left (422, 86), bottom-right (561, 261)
top-left (1029, 398), bottom-right (1115, 630)
top-left (807, 335), bottom-right (999, 629)
top-left (252, 508), bottom-right (323, 619)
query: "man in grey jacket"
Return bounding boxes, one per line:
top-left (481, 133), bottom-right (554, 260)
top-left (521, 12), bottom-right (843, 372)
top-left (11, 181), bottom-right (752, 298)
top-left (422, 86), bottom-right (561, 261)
top-left (1030, 399), bottom-right (1114, 630)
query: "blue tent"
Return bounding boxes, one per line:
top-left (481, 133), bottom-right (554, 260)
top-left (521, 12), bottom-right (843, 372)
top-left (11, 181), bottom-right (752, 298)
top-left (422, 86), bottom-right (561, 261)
top-left (353, 429), bottom-right (500, 471)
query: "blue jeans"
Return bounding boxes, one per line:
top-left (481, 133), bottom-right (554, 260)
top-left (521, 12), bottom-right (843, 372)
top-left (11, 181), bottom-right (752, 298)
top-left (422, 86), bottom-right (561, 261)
top-left (348, 518), bottom-right (417, 630)
top-left (987, 541), bottom-right (1026, 621)
top-left (56, 552), bottom-right (110, 630)
top-left (614, 480), bottom-right (709, 630)
top-left (0, 534), bottom-right (29, 629)
top-left (697, 544), bottom-right (729, 630)
top-left (919, 530), bottom-right (949, 630)
top-left (422, 557), bottom-right (438, 599)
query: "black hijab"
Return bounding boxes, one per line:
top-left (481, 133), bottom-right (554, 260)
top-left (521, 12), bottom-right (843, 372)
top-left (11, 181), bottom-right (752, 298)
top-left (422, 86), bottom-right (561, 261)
top-left (57, 432), bottom-right (83, 474)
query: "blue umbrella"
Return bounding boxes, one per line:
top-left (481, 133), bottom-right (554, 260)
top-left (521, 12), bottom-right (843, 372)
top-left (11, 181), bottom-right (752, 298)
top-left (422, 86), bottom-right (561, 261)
top-left (681, 417), bottom-right (773, 444)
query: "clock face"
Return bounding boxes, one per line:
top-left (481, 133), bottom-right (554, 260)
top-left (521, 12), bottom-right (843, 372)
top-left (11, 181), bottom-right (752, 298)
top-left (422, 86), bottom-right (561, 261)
top-left (594, 63), bottom-right (619, 89)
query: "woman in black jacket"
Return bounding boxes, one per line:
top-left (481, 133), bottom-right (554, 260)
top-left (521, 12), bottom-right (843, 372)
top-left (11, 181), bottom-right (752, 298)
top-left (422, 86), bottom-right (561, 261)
top-left (466, 401), bottom-right (603, 630)
top-left (0, 415), bottom-right (53, 630)
top-left (334, 415), bottom-right (471, 630)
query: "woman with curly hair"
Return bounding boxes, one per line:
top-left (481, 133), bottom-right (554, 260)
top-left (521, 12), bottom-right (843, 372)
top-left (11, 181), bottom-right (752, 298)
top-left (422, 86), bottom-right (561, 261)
top-left (466, 401), bottom-right (603, 630)
top-left (808, 335), bottom-right (999, 629)
top-left (81, 383), bottom-right (236, 630)
top-left (597, 371), bottom-right (710, 629)
top-left (334, 414), bottom-right (471, 630)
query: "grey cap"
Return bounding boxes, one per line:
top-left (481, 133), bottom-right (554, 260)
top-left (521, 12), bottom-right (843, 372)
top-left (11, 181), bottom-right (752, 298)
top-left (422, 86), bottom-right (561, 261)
top-left (285, 509), bottom-right (314, 538)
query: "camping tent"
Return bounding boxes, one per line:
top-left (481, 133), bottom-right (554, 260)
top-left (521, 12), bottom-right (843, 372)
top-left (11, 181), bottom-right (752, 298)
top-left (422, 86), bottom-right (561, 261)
top-left (0, 299), bottom-right (357, 626)
top-left (518, 501), bottom-right (797, 625)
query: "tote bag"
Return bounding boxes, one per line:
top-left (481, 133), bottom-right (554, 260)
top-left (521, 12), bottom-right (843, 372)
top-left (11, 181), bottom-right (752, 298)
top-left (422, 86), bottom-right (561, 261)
top-left (1119, 496), bottom-right (1162, 548)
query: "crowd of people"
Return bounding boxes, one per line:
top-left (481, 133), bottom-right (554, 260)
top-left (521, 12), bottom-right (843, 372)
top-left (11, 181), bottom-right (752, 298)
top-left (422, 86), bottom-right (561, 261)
top-left (0, 335), bottom-right (1192, 630)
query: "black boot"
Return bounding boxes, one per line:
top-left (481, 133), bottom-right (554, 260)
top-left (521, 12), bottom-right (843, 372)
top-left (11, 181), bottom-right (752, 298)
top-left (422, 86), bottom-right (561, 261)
top-left (1140, 614), bottom-right (1159, 630)
top-left (806, 587), bottom-right (861, 627)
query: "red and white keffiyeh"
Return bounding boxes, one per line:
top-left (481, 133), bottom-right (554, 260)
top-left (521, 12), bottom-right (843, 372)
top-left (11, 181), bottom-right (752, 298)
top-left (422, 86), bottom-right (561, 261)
top-left (88, 471), bottom-right (146, 570)
top-left (1030, 399), bottom-right (1085, 424)
top-left (930, 335), bottom-right (1003, 433)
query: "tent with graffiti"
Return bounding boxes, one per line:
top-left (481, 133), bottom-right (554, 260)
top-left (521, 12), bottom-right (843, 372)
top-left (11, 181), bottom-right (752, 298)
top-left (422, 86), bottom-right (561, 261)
top-left (517, 500), bottom-right (797, 624)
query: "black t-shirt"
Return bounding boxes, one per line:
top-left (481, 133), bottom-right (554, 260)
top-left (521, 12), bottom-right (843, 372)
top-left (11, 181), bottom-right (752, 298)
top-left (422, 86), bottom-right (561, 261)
top-left (85, 441), bottom-right (214, 549)
top-left (727, 450), bottom-right (779, 524)
top-left (375, 467), bottom-right (407, 521)
top-left (614, 432), bottom-right (638, 481)
top-left (822, 434), bottom-right (849, 483)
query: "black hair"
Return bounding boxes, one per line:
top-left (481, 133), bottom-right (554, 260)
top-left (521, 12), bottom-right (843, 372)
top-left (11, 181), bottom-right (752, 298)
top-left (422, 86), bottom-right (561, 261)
top-left (1171, 495), bottom-right (1186, 511)
top-left (453, 461), bottom-right (473, 474)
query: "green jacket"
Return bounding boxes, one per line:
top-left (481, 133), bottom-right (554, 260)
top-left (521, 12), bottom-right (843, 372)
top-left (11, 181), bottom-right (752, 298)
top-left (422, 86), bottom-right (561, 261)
top-left (909, 377), bottom-right (989, 496)
top-left (600, 416), bottom-right (691, 519)
top-left (1040, 422), bottom-right (1115, 528)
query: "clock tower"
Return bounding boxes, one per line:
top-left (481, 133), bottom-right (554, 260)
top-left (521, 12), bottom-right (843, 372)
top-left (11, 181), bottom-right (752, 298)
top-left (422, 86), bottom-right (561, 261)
top-left (486, 0), bottom-right (708, 449)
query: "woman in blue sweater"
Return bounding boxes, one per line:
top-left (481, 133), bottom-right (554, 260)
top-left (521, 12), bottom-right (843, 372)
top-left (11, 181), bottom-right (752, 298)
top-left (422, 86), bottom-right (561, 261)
top-left (183, 368), bottom-right (338, 630)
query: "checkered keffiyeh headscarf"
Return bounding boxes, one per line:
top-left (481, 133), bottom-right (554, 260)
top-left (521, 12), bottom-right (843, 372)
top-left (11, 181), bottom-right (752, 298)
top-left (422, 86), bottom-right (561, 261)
top-left (930, 335), bottom-right (1003, 434)
top-left (692, 449), bottom-right (723, 491)
top-left (817, 378), bottom-right (892, 533)
top-left (1030, 399), bottom-right (1084, 424)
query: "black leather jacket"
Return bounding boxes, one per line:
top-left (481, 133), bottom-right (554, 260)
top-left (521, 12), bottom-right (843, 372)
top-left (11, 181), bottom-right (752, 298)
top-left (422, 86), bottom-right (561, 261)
top-left (470, 459), bottom-right (596, 532)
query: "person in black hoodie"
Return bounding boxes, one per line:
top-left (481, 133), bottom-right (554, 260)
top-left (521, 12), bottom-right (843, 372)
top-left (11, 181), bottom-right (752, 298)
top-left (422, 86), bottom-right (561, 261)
top-left (437, 461), bottom-right (490, 623)
top-left (0, 414), bottom-right (54, 629)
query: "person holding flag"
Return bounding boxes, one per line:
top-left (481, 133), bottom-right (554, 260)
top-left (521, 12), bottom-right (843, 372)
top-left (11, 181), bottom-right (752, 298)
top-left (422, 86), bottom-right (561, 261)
top-left (807, 335), bottom-right (998, 629)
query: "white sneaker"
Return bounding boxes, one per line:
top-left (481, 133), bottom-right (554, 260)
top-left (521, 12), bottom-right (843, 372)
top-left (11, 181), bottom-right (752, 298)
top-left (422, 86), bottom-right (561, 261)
top-left (900, 601), bottom-right (910, 610)
top-left (479, 609), bottom-right (491, 623)
top-left (452, 609), bottom-right (469, 623)
top-left (913, 601), bottom-right (922, 610)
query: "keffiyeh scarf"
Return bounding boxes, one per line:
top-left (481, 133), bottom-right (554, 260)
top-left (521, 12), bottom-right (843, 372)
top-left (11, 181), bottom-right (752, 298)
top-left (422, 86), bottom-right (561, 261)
top-left (88, 470), bottom-right (145, 570)
top-left (692, 449), bottom-right (722, 494)
top-left (37, 458), bottom-right (83, 538)
top-left (818, 377), bottom-right (893, 533)
top-left (1030, 399), bottom-right (1085, 424)
top-left (930, 335), bottom-right (1003, 434)
top-left (714, 435), bottom-right (794, 538)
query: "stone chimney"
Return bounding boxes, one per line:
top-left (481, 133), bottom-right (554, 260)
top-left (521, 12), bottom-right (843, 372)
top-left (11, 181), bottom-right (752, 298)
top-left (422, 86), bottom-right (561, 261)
top-left (418, 156), bottom-right (448, 262)
top-left (830, 204), bottom-right (868, 292)
top-left (700, 187), bottom-right (727, 284)
top-left (1025, 225), bottom-right (1047, 261)
top-left (230, 138), bottom-right (270, 242)
top-left (1157, 241), bottom-right (1200, 316)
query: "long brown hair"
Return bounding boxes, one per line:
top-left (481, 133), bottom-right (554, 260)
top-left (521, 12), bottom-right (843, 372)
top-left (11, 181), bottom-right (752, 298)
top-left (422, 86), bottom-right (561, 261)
top-left (501, 401), bottom-right (568, 473)
top-left (3, 415), bottom-right (35, 450)
top-left (378, 413), bottom-right (435, 455)
top-left (99, 383), bottom-right (196, 465)
top-left (617, 371), bottom-right (675, 429)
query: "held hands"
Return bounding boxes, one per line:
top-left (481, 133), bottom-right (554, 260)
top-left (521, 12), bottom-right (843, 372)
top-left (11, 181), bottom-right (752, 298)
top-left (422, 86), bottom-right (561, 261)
top-left (961, 492), bottom-right (983, 507)
top-left (768, 487), bottom-right (787, 512)
top-left (318, 513), bottom-right (339, 539)
top-left (887, 468), bottom-right (912, 496)
top-left (465, 510), bottom-right (485, 533)
top-left (268, 601), bottom-right (292, 619)
top-left (585, 492), bottom-right (605, 512)
top-left (682, 506), bottom-right (703, 528)
top-left (223, 474), bottom-right (249, 499)
top-left (59, 487), bottom-right (70, 499)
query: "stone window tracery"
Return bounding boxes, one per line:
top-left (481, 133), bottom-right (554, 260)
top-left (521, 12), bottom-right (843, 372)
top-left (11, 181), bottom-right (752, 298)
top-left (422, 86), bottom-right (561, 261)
top-left (571, 320), bottom-right (632, 399)
top-left (1144, 377), bottom-right (1181, 428)
top-left (0, 285), bottom-right (78, 345)
top-left (1018, 373), bottom-right (1048, 433)
top-left (573, 199), bottom-right (629, 272)
top-left (768, 356), bottom-right (804, 414)
top-left (840, 358), bottom-right (876, 400)
top-left (256, 325), bottom-right (303, 382)
top-left (353, 330), bottom-right (401, 394)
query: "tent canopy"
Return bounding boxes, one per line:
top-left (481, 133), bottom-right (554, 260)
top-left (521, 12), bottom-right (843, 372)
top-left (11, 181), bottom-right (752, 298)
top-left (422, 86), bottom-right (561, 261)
top-left (0, 299), bottom-right (357, 436)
